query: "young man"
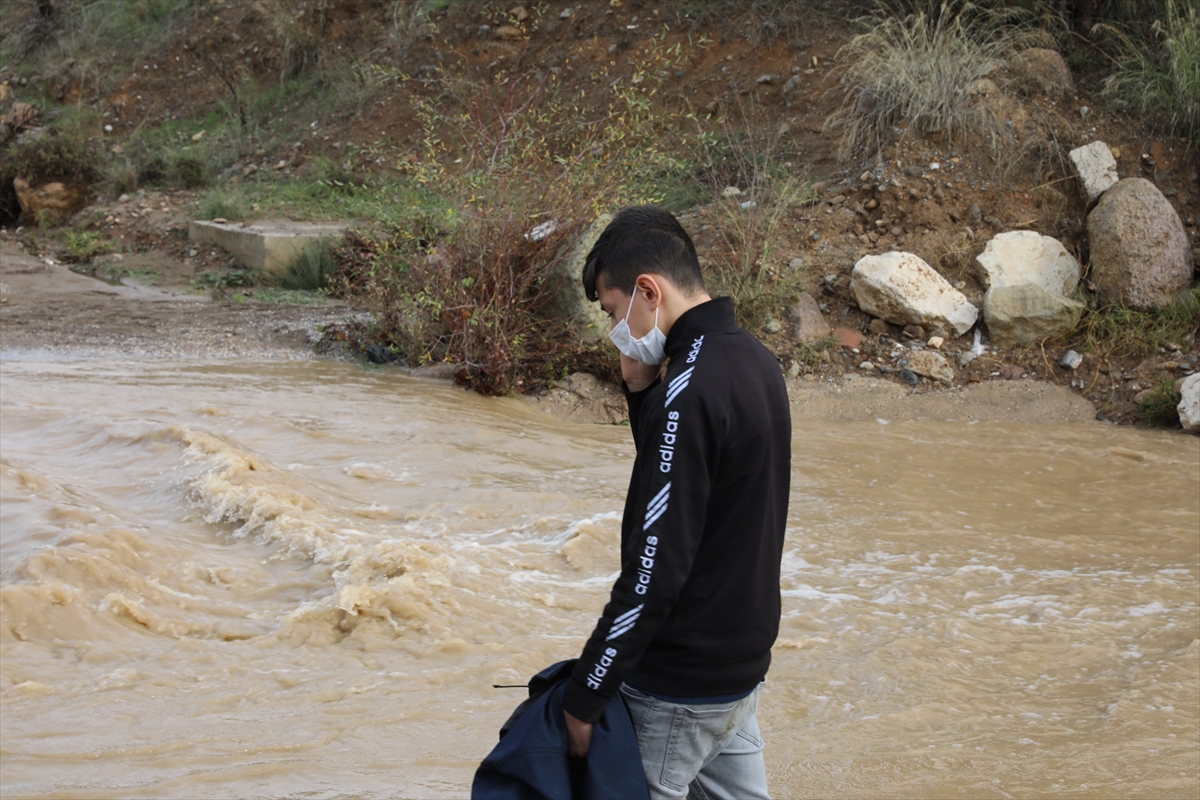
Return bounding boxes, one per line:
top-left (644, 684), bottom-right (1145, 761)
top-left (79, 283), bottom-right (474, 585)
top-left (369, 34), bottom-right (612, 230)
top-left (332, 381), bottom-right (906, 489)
top-left (563, 205), bottom-right (791, 799)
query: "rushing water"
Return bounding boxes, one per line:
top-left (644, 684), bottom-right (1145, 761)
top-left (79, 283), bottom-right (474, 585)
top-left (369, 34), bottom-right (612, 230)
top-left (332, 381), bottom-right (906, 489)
top-left (1, 356), bottom-right (1197, 799)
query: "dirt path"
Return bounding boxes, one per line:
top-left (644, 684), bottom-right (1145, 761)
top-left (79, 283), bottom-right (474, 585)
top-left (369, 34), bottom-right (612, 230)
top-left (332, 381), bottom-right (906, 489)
top-left (0, 242), bottom-right (363, 359)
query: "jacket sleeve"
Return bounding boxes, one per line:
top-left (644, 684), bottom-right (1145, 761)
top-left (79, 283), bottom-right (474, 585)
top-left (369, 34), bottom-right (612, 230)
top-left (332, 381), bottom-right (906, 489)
top-left (563, 385), bottom-right (716, 722)
top-left (623, 377), bottom-right (661, 445)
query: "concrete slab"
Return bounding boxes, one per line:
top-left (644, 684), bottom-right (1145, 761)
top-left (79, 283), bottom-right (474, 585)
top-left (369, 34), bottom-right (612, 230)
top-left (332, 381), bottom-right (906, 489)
top-left (188, 219), bottom-right (346, 275)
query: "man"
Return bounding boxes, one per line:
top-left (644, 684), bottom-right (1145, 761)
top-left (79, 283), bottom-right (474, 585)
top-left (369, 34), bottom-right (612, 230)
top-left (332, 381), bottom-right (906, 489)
top-left (562, 205), bottom-right (791, 799)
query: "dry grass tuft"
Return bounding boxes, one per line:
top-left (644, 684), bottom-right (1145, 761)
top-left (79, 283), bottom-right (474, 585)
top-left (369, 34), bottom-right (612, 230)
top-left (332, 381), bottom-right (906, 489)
top-left (828, 1), bottom-right (1053, 159)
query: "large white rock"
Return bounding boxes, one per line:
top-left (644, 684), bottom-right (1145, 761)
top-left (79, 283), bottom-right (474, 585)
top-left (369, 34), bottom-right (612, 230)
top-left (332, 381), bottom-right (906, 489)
top-left (1179, 373), bottom-right (1200, 434)
top-left (850, 252), bottom-right (979, 337)
top-left (976, 230), bottom-right (1080, 296)
top-left (983, 284), bottom-right (1086, 347)
top-left (1069, 141), bottom-right (1119, 202)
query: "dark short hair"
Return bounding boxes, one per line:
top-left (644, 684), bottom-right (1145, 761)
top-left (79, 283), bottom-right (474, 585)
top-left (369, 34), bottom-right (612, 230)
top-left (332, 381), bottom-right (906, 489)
top-left (581, 205), bottom-right (705, 302)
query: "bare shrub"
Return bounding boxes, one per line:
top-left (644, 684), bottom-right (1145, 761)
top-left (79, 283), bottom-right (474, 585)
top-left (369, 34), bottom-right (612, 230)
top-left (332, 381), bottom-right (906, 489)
top-left (336, 66), bottom-right (682, 393)
top-left (252, 0), bottom-right (330, 81)
top-left (686, 105), bottom-right (816, 335)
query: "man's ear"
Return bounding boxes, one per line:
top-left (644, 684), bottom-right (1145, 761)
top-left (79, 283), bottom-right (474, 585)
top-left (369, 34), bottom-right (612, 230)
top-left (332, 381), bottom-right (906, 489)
top-left (635, 274), bottom-right (664, 309)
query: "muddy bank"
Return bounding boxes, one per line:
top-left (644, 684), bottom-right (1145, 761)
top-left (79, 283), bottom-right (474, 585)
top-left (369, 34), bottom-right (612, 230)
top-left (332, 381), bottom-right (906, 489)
top-left (1, 240), bottom-right (1097, 425)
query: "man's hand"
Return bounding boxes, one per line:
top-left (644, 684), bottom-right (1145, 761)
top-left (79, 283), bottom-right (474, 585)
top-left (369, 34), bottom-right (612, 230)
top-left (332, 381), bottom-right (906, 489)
top-left (621, 354), bottom-right (660, 393)
top-left (564, 710), bottom-right (594, 758)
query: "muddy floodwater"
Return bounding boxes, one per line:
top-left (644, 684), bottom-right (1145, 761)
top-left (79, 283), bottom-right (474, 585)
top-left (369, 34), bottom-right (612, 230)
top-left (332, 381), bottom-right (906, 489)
top-left (1, 356), bottom-right (1197, 799)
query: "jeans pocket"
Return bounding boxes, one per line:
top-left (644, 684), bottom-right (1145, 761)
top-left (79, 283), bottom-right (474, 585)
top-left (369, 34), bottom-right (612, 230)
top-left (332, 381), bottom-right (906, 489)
top-left (660, 704), bottom-right (742, 791)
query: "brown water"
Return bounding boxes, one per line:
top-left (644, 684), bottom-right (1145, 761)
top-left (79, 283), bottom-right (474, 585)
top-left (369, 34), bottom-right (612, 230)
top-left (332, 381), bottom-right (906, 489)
top-left (1, 356), bottom-right (1197, 799)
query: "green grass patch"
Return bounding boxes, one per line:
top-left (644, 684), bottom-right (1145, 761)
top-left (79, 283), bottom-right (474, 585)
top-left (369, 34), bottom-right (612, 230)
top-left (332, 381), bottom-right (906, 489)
top-left (58, 229), bottom-right (113, 263)
top-left (281, 243), bottom-right (337, 291)
top-left (1137, 378), bottom-right (1183, 427)
top-left (1075, 286), bottom-right (1200, 358)
top-left (196, 189), bottom-right (250, 221)
top-left (192, 269), bottom-right (257, 291)
top-left (234, 288), bottom-right (327, 305)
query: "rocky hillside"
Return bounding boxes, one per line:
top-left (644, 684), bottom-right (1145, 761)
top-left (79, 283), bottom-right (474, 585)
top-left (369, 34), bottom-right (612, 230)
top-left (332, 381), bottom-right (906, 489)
top-left (1, 0), bottom-right (1198, 428)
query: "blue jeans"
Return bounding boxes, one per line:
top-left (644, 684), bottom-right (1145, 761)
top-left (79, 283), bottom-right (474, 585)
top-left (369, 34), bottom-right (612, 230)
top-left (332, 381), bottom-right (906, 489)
top-left (619, 683), bottom-right (770, 800)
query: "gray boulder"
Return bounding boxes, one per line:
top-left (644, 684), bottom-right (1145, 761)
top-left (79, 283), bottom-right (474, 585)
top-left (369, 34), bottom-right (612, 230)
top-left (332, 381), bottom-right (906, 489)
top-left (983, 284), bottom-right (1086, 347)
top-left (1011, 48), bottom-right (1073, 97)
top-left (1178, 374), bottom-right (1200, 434)
top-left (1088, 178), bottom-right (1194, 311)
top-left (850, 251), bottom-right (978, 337)
top-left (539, 213), bottom-right (612, 338)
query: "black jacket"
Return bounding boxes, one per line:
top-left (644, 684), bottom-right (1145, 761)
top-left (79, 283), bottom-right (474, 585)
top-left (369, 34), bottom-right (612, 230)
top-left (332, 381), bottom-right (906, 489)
top-left (563, 298), bottom-right (791, 723)
top-left (472, 661), bottom-right (649, 800)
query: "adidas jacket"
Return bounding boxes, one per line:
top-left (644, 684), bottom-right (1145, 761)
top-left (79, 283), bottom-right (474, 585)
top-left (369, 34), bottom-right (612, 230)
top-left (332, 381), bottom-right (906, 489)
top-left (563, 297), bottom-right (791, 723)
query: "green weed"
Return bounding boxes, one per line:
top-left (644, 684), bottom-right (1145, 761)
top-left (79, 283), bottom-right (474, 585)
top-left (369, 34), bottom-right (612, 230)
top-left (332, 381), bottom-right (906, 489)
top-left (59, 229), bottom-right (113, 263)
top-left (281, 243), bottom-right (337, 291)
top-left (235, 288), bottom-right (327, 304)
top-left (192, 269), bottom-right (257, 290)
top-left (197, 190), bottom-right (250, 221)
top-left (1136, 378), bottom-right (1183, 427)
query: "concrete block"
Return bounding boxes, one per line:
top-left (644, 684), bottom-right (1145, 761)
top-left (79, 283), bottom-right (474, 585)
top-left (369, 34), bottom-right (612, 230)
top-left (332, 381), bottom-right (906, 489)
top-left (188, 219), bottom-right (346, 275)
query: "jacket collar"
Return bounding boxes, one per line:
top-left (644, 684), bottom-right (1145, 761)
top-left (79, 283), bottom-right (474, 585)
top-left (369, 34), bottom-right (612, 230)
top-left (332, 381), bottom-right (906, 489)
top-left (665, 297), bottom-right (737, 359)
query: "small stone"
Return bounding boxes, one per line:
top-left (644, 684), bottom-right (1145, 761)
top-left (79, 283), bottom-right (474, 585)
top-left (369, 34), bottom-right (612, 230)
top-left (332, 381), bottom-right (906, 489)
top-left (790, 294), bottom-right (832, 343)
top-left (860, 171), bottom-right (872, 183)
top-left (834, 327), bottom-right (864, 349)
top-left (905, 349), bottom-right (955, 383)
top-left (788, 257), bottom-right (804, 271)
top-left (784, 362), bottom-right (801, 379)
top-left (764, 318), bottom-right (782, 334)
top-left (756, 74), bottom-right (781, 85)
top-left (859, 361), bottom-right (875, 371)
top-left (998, 364), bottom-right (1025, 380)
top-left (829, 195), bottom-right (847, 205)
top-left (927, 336), bottom-right (944, 349)
top-left (824, 274), bottom-right (838, 285)
top-left (902, 324), bottom-right (925, 340)
top-left (865, 198), bottom-right (878, 210)
top-left (898, 369), bottom-right (920, 385)
top-left (1060, 350), bottom-right (1084, 369)
top-left (722, 186), bottom-right (743, 196)
top-left (560, 7), bottom-right (575, 18)
top-left (868, 319), bottom-right (890, 336)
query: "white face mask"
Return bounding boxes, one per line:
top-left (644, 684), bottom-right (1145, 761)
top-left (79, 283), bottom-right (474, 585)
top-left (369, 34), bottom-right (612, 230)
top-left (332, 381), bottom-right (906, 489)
top-left (609, 294), bottom-right (668, 365)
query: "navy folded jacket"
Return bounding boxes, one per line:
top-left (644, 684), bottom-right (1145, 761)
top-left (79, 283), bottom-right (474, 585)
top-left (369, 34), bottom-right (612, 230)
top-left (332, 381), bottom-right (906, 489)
top-left (472, 660), bottom-right (649, 800)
